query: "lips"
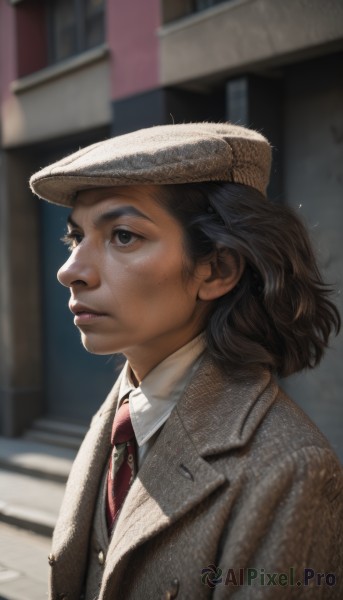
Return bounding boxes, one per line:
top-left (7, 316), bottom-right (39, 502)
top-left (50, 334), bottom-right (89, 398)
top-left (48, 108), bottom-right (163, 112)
top-left (69, 302), bottom-right (104, 316)
top-left (69, 302), bottom-right (108, 324)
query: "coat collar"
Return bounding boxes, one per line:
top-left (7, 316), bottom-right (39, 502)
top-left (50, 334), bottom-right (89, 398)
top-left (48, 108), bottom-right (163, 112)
top-left (177, 352), bottom-right (278, 456)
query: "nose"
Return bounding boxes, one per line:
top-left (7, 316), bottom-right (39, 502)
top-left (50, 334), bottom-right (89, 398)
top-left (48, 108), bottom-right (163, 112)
top-left (57, 247), bottom-right (99, 289)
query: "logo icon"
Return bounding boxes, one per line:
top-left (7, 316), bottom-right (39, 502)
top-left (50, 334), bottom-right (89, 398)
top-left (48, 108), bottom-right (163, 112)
top-left (201, 564), bottom-right (223, 588)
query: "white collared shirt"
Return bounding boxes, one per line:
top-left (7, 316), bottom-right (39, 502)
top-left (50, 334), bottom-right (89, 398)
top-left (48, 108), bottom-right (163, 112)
top-left (117, 334), bottom-right (206, 468)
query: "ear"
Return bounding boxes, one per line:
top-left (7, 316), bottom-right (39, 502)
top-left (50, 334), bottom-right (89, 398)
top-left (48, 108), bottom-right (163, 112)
top-left (197, 248), bottom-right (244, 302)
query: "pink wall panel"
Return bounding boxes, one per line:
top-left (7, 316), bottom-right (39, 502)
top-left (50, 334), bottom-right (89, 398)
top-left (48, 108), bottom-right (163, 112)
top-left (107, 0), bottom-right (160, 101)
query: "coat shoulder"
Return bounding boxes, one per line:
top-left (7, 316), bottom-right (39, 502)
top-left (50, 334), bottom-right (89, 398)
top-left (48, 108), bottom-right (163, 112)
top-left (254, 385), bottom-right (340, 464)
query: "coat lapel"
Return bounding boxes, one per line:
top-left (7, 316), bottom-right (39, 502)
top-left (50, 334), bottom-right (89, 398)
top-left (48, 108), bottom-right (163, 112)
top-left (50, 376), bottom-right (121, 600)
top-left (105, 406), bottom-right (226, 563)
top-left (101, 355), bottom-right (278, 594)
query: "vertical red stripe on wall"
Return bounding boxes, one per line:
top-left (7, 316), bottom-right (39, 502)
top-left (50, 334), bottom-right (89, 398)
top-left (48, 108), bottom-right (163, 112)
top-left (16, 0), bottom-right (48, 78)
top-left (107, 0), bottom-right (160, 101)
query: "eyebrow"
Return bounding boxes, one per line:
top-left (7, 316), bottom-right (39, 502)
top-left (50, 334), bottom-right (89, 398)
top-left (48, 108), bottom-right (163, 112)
top-left (67, 205), bottom-right (154, 229)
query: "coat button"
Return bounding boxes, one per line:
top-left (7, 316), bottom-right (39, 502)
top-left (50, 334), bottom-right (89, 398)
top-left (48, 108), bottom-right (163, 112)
top-left (98, 550), bottom-right (105, 565)
top-left (48, 553), bottom-right (56, 566)
top-left (164, 578), bottom-right (179, 599)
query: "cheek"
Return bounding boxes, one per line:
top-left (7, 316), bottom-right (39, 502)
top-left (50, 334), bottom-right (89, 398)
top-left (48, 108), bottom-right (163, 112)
top-left (105, 244), bottom-right (195, 310)
top-left (117, 251), bottom-right (186, 291)
top-left (140, 257), bottom-right (187, 295)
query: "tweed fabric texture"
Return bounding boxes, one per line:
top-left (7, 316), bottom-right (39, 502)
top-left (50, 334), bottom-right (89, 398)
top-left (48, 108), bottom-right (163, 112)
top-left (84, 469), bottom-right (109, 600)
top-left (29, 122), bottom-right (271, 206)
top-left (48, 354), bottom-right (343, 600)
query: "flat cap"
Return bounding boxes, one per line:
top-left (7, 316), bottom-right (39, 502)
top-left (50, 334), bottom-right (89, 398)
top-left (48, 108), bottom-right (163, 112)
top-left (30, 122), bottom-right (271, 206)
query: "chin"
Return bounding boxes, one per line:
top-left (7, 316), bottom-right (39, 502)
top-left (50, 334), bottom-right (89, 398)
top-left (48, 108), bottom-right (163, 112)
top-left (81, 334), bottom-right (119, 355)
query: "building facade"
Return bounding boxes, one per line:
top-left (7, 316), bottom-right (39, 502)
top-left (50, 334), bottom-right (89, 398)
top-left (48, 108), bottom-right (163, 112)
top-left (0, 0), bottom-right (342, 459)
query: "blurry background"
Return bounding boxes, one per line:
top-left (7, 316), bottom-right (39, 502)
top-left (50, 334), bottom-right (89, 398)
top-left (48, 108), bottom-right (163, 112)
top-left (0, 0), bottom-right (342, 453)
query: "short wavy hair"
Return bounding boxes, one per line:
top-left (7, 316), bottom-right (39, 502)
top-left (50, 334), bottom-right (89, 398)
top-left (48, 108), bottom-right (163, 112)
top-left (158, 182), bottom-right (341, 377)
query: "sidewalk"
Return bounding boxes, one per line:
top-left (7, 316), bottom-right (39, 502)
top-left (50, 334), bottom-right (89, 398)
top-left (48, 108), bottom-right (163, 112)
top-left (0, 437), bottom-right (77, 600)
top-left (0, 522), bottom-right (51, 600)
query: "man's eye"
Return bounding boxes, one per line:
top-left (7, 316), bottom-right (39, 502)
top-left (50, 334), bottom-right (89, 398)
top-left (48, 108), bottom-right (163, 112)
top-left (61, 232), bottom-right (83, 250)
top-left (112, 229), bottom-right (139, 247)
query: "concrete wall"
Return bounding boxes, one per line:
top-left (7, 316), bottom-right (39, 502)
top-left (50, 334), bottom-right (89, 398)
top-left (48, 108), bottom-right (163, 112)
top-left (0, 149), bottom-right (43, 435)
top-left (2, 47), bottom-right (111, 147)
top-left (281, 53), bottom-right (343, 461)
top-left (159, 0), bottom-right (343, 87)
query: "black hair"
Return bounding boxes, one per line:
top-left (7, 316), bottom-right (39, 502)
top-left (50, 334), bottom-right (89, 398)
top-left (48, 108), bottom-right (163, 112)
top-left (158, 182), bottom-right (341, 377)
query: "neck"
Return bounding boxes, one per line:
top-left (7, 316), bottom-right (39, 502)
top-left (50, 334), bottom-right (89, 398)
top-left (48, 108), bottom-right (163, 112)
top-left (124, 330), bottom-right (204, 383)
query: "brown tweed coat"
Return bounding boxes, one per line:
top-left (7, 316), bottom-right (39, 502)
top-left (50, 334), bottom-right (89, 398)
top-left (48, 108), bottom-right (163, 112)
top-left (48, 354), bottom-right (343, 599)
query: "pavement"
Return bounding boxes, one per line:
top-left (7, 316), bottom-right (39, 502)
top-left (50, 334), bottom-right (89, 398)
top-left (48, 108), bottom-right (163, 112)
top-left (0, 523), bottom-right (51, 600)
top-left (0, 437), bottom-right (77, 600)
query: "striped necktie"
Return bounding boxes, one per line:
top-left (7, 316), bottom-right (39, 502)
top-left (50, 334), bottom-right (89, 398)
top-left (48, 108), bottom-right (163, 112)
top-left (106, 399), bottom-right (137, 533)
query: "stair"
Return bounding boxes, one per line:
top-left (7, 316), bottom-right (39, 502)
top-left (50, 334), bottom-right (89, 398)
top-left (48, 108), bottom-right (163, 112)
top-left (23, 417), bottom-right (88, 451)
top-left (0, 433), bottom-right (79, 537)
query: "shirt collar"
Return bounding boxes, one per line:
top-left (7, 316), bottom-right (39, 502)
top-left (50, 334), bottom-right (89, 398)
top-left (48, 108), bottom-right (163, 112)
top-left (118, 334), bottom-right (206, 447)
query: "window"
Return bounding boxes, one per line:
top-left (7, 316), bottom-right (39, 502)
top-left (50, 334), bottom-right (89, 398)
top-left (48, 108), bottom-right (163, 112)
top-left (162, 0), bottom-right (233, 25)
top-left (49, 0), bottom-right (105, 63)
top-left (192, 0), bottom-right (229, 10)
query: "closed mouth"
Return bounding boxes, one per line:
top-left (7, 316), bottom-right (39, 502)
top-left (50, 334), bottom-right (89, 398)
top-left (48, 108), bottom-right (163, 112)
top-left (69, 303), bottom-right (107, 317)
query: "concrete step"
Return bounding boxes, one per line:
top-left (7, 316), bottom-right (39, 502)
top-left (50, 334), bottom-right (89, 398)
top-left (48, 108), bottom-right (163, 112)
top-left (24, 430), bottom-right (83, 450)
top-left (0, 469), bottom-right (65, 537)
top-left (0, 437), bottom-right (76, 483)
top-left (29, 417), bottom-right (88, 439)
top-left (0, 436), bottom-right (76, 537)
top-left (23, 418), bottom-right (87, 451)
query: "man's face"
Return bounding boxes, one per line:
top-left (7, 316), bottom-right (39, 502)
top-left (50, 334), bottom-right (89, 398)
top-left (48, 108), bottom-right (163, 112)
top-left (57, 185), bottom-right (210, 380)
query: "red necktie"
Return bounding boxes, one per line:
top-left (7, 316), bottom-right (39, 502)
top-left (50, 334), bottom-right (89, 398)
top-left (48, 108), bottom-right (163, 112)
top-left (106, 400), bottom-right (137, 533)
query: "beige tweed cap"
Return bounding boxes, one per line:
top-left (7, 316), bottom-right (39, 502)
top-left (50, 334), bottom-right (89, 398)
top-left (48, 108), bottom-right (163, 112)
top-left (29, 122), bottom-right (271, 206)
